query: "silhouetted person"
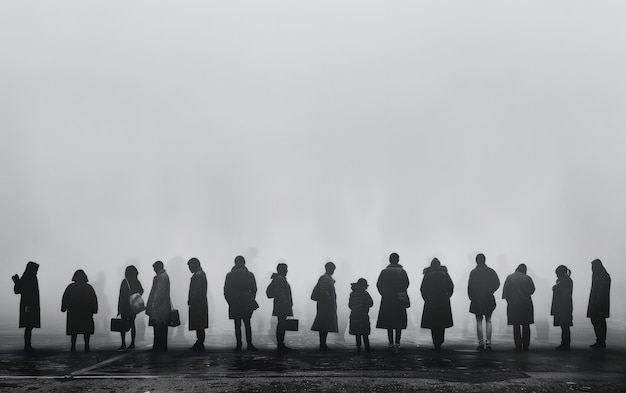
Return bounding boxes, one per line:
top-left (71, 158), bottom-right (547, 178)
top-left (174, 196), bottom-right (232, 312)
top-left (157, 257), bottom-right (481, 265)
top-left (376, 252), bottom-right (410, 350)
top-left (117, 265), bottom-right (144, 350)
top-left (12, 261), bottom-right (40, 352)
top-left (502, 264), bottom-right (535, 351)
top-left (61, 270), bottom-right (98, 352)
top-left (551, 265), bottom-right (573, 351)
top-left (348, 278), bottom-right (373, 353)
top-left (311, 262), bottom-right (338, 351)
top-left (187, 258), bottom-right (208, 351)
top-left (468, 253), bottom-right (500, 351)
top-left (224, 255), bottom-right (258, 352)
top-left (146, 261), bottom-right (171, 352)
top-left (587, 259), bottom-right (611, 349)
top-left (266, 263), bottom-right (293, 352)
top-left (420, 258), bottom-right (454, 350)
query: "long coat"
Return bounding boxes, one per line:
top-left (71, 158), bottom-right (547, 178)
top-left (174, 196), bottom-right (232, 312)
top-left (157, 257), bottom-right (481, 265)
top-left (311, 274), bottom-right (338, 333)
top-left (502, 271), bottom-right (535, 325)
top-left (420, 265), bottom-right (454, 329)
top-left (117, 278), bottom-right (144, 320)
top-left (14, 271), bottom-right (40, 328)
top-left (266, 274), bottom-right (293, 318)
top-left (551, 275), bottom-right (573, 327)
top-left (468, 264), bottom-right (500, 315)
top-left (587, 267), bottom-right (611, 319)
top-left (376, 264), bottom-right (410, 329)
top-left (188, 269), bottom-right (208, 330)
top-left (224, 266), bottom-right (258, 320)
top-left (146, 269), bottom-right (171, 326)
top-left (61, 282), bottom-right (98, 335)
top-left (348, 288), bottom-right (373, 335)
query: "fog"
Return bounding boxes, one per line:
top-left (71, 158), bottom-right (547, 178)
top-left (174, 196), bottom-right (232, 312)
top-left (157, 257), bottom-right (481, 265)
top-left (1, 1), bottom-right (626, 345)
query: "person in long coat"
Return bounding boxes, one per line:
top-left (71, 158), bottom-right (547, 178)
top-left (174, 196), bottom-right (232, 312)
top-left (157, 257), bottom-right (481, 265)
top-left (311, 262), bottom-right (338, 351)
top-left (12, 261), bottom-right (40, 352)
top-left (224, 255), bottom-right (258, 352)
top-left (187, 258), bottom-right (208, 351)
top-left (551, 265), bottom-right (573, 351)
top-left (467, 253), bottom-right (500, 351)
top-left (146, 261), bottom-right (171, 352)
top-left (376, 252), bottom-right (410, 350)
top-left (502, 264), bottom-right (535, 351)
top-left (117, 265), bottom-right (144, 350)
top-left (420, 258), bottom-right (454, 350)
top-left (61, 270), bottom-right (98, 352)
top-left (266, 263), bottom-right (293, 352)
top-left (587, 259), bottom-right (611, 349)
top-left (348, 278), bottom-right (374, 352)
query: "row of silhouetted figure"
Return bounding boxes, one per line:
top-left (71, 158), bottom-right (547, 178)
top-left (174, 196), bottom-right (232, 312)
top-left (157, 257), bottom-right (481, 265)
top-left (11, 253), bottom-right (612, 353)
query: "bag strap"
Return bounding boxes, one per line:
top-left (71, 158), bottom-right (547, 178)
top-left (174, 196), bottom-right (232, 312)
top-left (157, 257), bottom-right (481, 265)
top-left (126, 278), bottom-right (131, 292)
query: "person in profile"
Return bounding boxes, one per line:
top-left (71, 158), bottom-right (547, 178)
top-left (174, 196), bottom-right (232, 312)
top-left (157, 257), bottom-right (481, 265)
top-left (551, 265), bottom-right (573, 351)
top-left (468, 253), bottom-right (500, 351)
top-left (117, 265), bottom-right (144, 350)
top-left (146, 261), bottom-right (171, 352)
top-left (348, 278), bottom-right (373, 353)
top-left (266, 263), bottom-right (293, 352)
top-left (224, 255), bottom-right (258, 352)
top-left (187, 258), bottom-right (208, 351)
top-left (61, 270), bottom-right (98, 352)
top-left (12, 261), bottom-right (40, 352)
top-left (376, 252), bottom-right (410, 350)
top-left (587, 259), bottom-right (611, 349)
top-left (502, 264), bottom-right (535, 351)
top-left (420, 258), bottom-right (454, 350)
top-left (311, 262), bottom-right (338, 351)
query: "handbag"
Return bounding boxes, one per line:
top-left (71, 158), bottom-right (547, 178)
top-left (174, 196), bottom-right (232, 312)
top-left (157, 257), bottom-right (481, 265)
top-left (168, 300), bottom-right (181, 327)
top-left (111, 317), bottom-right (131, 332)
top-left (127, 280), bottom-right (145, 314)
top-left (397, 292), bottom-right (411, 308)
top-left (284, 318), bottom-right (299, 331)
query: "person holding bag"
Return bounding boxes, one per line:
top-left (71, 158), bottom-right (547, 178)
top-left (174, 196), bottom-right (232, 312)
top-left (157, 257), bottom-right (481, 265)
top-left (266, 263), bottom-right (293, 352)
top-left (116, 265), bottom-right (144, 350)
top-left (224, 256), bottom-right (258, 352)
top-left (146, 261), bottom-right (171, 352)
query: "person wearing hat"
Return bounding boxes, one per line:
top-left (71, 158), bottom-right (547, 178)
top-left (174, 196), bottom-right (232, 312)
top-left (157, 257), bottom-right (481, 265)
top-left (420, 258), bottom-right (454, 350)
top-left (61, 269), bottom-right (98, 352)
top-left (348, 278), bottom-right (374, 352)
top-left (502, 264), bottom-right (535, 351)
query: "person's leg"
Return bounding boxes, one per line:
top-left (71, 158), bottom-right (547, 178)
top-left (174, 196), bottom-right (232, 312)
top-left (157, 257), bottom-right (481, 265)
top-left (243, 318), bottom-right (256, 351)
top-left (84, 334), bottom-right (91, 352)
top-left (196, 329), bottom-right (206, 350)
top-left (395, 329), bottom-right (402, 346)
top-left (522, 324), bottom-right (530, 351)
top-left (71, 334), bottom-right (77, 352)
top-left (319, 331), bottom-right (329, 350)
top-left (355, 335), bottom-right (362, 352)
top-left (363, 335), bottom-right (371, 351)
top-left (387, 329), bottom-right (394, 347)
top-left (129, 319), bottom-right (136, 349)
top-left (234, 319), bottom-right (243, 351)
top-left (430, 329), bottom-right (436, 348)
top-left (277, 316), bottom-right (289, 351)
top-left (559, 325), bottom-right (571, 349)
top-left (513, 325), bottom-right (522, 350)
top-left (475, 315), bottom-right (484, 349)
top-left (24, 328), bottom-right (33, 351)
top-left (485, 314), bottom-right (493, 347)
top-left (120, 332), bottom-right (126, 349)
top-left (599, 318), bottom-right (607, 344)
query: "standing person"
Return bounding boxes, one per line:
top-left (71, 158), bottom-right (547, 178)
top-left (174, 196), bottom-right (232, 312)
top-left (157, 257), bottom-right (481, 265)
top-left (376, 253), bottom-right (410, 350)
top-left (551, 265), bottom-right (573, 351)
top-left (311, 262), bottom-right (338, 351)
top-left (146, 261), bottom-right (171, 352)
top-left (224, 255), bottom-right (258, 352)
top-left (348, 278), bottom-right (374, 353)
top-left (266, 263), bottom-right (293, 352)
top-left (61, 270), bottom-right (98, 352)
top-left (420, 258), bottom-right (454, 350)
top-left (587, 259), bottom-right (611, 349)
top-left (117, 265), bottom-right (144, 350)
top-left (12, 261), bottom-right (40, 352)
top-left (502, 264), bottom-right (535, 351)
top-left (468, 253), bottom-right (500, 351)
top-left (187, 258), bottom-right (208, 351)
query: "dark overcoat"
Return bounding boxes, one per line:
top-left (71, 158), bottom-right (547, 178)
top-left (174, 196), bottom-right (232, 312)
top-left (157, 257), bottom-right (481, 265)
top-left (62, 282), bottom-right (98, 335)
top-left (146, 270), bottom-right (171, 326)
top-left (551, 275), bottom-right (573, 327)
top-left (376, 264), bottom-right (410, 329)
top-left (224, 266), bottom-right (258, 320)
top-left (14, 265), bottom-right (40, 329)
top-left (118, 278), bottom-right (144, 320)
top-left (311, 274), bottom-right (338, 333)
top-left (587, 266), bottom-right (611, 319)
top-left (348, 288), bottom-right (373, 335)
top-left (420, 265), bottom-right (454, 329)
top-left (468, 264), bottom-right (500, 315)
top-left (266, 274), bottom-right (293, 318)
top-left (188, 269), bottom-right (208, 330)
top-left (502, 271), bottom-right (535, 325)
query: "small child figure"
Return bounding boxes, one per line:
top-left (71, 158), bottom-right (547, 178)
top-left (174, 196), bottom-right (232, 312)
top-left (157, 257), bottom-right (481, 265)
top-left (349, 278), bottom-right (374, 352)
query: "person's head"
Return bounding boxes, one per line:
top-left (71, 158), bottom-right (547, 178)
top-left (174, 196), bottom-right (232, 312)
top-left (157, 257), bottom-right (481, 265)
top-left (153, 261), bottom-right (164, 274)
top-left (591, 258), bottom-right (603, 273)
top-left (389, 253), bottom-right (399, 264)
top-left (430, 257), bottom-right (441, 267)
top-left (515, 264), bottom-right (527, 274)
top-left (188, 257), bottom-right (201, 273)
top-left (234, 255), bottom-right (246, 267)
top-left (72, 269), bottom-right (88, 283)
top-left (24, 261), bottom-right (39, 276)
top-left (325, 261), bottom-right (336, 275)
top-left (352, 278), bottom-right (368, 290)
top-left (277, 263), bottom-right (288, 277)
top-left (475, 253), bottom-right (486, 265)
top-left (125, 265), bottom-right (138, 280)
top-left (555, 265), bottom-right (570, 278)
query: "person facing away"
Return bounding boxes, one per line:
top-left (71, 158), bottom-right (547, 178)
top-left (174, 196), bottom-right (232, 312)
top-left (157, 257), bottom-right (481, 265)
top-left (146, 261), bottom-right (171, 352)
top-left (311, 262), bottom-right (339, 351)
top-left (587, 259), bottom-right (611, 349)
top-left (349, 278), bottom-right (374, 353)
top-left (502, 264), bottom-right (535, 351)
top-left (266, 263), bottom-right (293, 352)
top-left (187, 258), bottom-right (208, 351)
top-left (61, 269), bottom-right (98, 352)
top-left (12, 261), bottom-right (40, 352)
top-left (420, 258), bottom-right (454, 351)
top-left (467, 253), bottom-right (500, 351)
top-left (551, 265), bottom-right (573, 351)
top-left (376, 252), bottom-right (410, 351)
top-left (117, 265), bottom-right (144, 350)
top-left (224, 255), bottom-right (258, 352)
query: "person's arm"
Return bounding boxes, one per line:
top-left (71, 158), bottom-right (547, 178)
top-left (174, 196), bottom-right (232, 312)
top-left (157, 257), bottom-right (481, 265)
top-left (12, 275), bottom-right (21, 294)
top-left (250, 274), bottom-right (257, 299)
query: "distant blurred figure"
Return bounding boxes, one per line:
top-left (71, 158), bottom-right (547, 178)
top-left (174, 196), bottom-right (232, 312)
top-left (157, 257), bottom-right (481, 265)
top-left (420, 258), bottom-right (454, 350)
top-left (61, 270), bottom-right (98, 352)
top-left (587, 259), bottom-right (611, 349)
top-left (311, 262), bottom-right (338, 351)
top-left (146, 261), bottom-right (171, 352)
top-left (117, 265), bottom-right (144, 350)
top-left (348, 278), bottom-right (373, 352)
top-left (468, 253), bottom-right (500, 351)
top-left (224, 255), bottom-right (258, 352)
top-left (502, 264), bottom-right (535, 351)
top-left (12, 262), bottom-right (40, 352)
top-left (266, 263), bottom-right (293, 352)
top-left (187, 258), bottom-right (208, 351)
top-left (376, 253), bottom-right (410, 350)
top-left (551, 265), bottom-right (573, 351)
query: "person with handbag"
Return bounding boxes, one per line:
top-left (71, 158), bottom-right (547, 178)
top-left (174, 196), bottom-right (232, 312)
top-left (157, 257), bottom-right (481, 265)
top-left (12, 261), bottom-right (41, 352)
top-left (146, 261), bottom-right (171, 352)
top-left (224, 255), bottom-right (258, 352)
top-left (420, 258), bottom-right (454, 350)
top-left (187, 258), bottom-right (208, 351)
top-left (266, 263), bottom-right (293, 352)
top-left (311, 262), bottom-right (338, 351)
top-left (61, 270), bottom-right (98, 352)
top-left (117, 265), bottom-right (144, 350)
top-left (376, 252), bottom-right (410, 351)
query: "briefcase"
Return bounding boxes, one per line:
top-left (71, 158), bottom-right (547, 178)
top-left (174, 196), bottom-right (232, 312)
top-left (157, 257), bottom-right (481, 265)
top-left (168, 309), bottom-right (181, 327)
top-left (111, 318), bottom-right (131, 332)
top-left (284, 318), bottom-right (299, 331)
